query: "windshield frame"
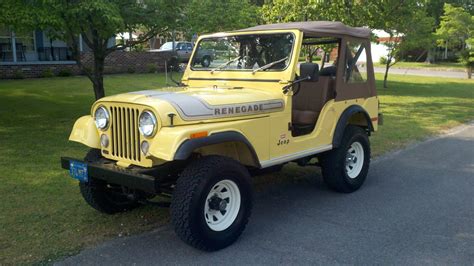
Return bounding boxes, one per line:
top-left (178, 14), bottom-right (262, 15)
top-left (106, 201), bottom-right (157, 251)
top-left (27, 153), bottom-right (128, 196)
top-left (190, 32), bottom-right (296, 73)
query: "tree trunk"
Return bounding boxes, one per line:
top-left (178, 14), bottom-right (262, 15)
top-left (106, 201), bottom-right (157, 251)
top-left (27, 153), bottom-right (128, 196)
top-left (424, 48), bottom-right (434, 64)
top-left (92, 54), bottom-right (105, 99)
top-left (383, 57), bottom-right (391, 88)
top-left (468, 66), bottom-right (472, 79)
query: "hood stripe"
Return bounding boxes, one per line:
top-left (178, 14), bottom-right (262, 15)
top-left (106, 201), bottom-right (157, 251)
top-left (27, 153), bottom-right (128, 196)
top-left (128, 90), bottom-right (284, 121)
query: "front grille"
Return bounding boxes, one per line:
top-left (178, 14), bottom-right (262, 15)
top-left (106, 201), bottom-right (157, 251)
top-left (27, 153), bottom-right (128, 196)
top-left (109, 106), bottom-right (141, 162)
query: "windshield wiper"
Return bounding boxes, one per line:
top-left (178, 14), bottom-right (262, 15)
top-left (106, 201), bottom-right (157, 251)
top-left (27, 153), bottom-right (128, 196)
top-left (211, 56), bottom-right (242, 73)
top-left (252, 56), bottom-right (289, 74)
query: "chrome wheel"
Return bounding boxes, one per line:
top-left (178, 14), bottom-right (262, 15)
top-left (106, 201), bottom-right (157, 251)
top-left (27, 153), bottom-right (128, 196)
top-left (204, 179), bottom-right (241, 231)
top-left (345, 141), bottom-right (364, 178)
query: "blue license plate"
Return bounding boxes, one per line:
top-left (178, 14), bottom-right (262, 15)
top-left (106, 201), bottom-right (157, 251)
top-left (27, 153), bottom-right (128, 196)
top-left (69, 160), bottom-right (88, 182)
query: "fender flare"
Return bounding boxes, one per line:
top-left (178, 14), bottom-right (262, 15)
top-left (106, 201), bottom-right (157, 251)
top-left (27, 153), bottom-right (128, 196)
top-left (174, 131), bottom-right (261, 167)
top-left (332, 105), bottom-right (373, 148)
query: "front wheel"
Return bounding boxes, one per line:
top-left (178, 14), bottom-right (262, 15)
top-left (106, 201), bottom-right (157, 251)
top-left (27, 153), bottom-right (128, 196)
top-left (79, 179), bottom-right (141, 214)
top-left (79, 149), bottom-right (141, 214)
top-left (170, 156), bottom-right (253, 251)
top-left (320, 125), bottom-right (370, 193)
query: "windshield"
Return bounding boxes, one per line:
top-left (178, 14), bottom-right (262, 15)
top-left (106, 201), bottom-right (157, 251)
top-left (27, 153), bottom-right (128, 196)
top-left (191, 33), bottom-right (294, 71)
top-left (159, 42), bottom-right (173, 50)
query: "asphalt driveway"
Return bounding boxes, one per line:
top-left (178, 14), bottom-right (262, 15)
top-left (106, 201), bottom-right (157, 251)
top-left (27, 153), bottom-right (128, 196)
top-left (59, 124), bottom-right (474, 265)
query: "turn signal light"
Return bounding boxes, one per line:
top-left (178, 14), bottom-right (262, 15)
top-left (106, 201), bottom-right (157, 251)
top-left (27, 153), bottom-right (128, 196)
top-left (190, 131), bottom-right (208, 139)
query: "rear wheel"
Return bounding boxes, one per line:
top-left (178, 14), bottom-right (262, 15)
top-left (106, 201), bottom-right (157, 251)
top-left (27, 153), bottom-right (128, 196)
top-left (171, 156), bottom-right (253, 251)
top-left (320, 126), bottom-right (370, 193)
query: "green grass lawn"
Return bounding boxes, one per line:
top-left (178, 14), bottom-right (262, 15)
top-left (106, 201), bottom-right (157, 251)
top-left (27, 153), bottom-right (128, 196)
top-left (0, 73), bottom-right (473, 264)
top-left (374, 61), bottom-right (468, 71)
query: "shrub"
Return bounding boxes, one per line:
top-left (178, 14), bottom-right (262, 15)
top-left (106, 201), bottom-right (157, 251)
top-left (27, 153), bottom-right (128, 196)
top-left (57, 68), bottom-right (72, 77)
top-left (147, 64), bottom-right (157, 73)
top-left (80, 67), bottom-right (92, 75)
top-left (12, 70), bottom-right (25, 79)
top-left (379, 56), bottom-right (388, 65)
top-left (127, 67), bottom-right (136, 73)
top-left (41, 68), bottom-right (54, 78)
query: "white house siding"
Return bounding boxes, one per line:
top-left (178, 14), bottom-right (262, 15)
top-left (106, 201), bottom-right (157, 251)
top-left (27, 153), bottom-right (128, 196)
top-left (358, 42), bottom-right (392, 64)
top-left (358, 30), bottom-right (399, 64)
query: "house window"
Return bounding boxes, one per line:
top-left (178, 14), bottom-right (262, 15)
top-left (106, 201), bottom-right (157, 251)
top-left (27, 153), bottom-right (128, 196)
top-left (15, 31), bottom-right (35, 52)
top-left (0, 27), bottom-right (36, 62)
top-left (344, 41), bottom-right (367, 83)
top-left (14, 30), bottom-right (35, 61)
top-left (0, 27), bottom-right (13, 62)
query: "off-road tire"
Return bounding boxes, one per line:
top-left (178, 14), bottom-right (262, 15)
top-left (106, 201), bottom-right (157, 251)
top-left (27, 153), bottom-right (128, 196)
top-left (320, 125), bottom-right (370, 193)
top-left (84, 149), bottom-right (102, 163)
top-left (79, 149), bottom-right (140, 214)
top-left (201, 56), bottom-right (211, 67)
top-left (171, 156), bottom-right (253, 251)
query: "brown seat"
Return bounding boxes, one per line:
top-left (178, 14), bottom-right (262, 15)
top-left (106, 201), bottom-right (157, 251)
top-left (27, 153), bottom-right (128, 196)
top-left (292, 76), bottom-right (334, 131)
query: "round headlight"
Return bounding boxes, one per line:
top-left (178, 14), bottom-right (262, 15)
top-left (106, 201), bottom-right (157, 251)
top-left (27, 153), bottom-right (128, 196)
top-left (139, 111), bottom-right (157, 137)
top-left (94, 106), bottom-right (109, 130)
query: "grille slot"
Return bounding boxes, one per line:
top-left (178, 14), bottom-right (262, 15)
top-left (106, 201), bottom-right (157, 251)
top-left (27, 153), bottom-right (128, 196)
top-left (110, 106), bottom-right (141, 162)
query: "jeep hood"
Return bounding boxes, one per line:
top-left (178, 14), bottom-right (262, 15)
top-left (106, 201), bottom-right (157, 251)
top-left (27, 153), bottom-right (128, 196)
top-left (97, 86), bottom-right (284, 123)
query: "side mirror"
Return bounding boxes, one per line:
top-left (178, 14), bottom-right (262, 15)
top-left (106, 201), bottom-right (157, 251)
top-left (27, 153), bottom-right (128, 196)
top-left (300, 63), bottom-right (319, 82)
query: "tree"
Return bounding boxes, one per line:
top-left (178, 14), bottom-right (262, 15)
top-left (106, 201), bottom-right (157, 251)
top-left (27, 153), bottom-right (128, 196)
top-left (260, 0), bottom-right (434, 88)
top-left (260, 0), bottom-right (365, 25)
top-left (460, 37), bottom-right (474, 78)
top-left (436, 3), bottom-right (473, 78)
top-left (459, 37), bottom-right (474, 78)
top-left (357, 1), bottom-right (434, 88)
top-left (0, 0), bottom-right (183, 99)
top-left (182, 0), bottom-right (259, 37)
top-left (424, 0), bottom-right (473, 63)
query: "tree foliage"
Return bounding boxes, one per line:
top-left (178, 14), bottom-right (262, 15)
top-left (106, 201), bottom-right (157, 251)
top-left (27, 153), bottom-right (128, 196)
top-left (436, 3), bottom-right (473, 49)
top-left (260, 0), bottom-right (365, 26)
top-left (435, 3), bottom-right (474, 78)
top-left (364, 1), bottom-right (434, 87)
top-left (182, 0), bottom-right (259, 37)
top-left (261, 0), bottom-right (434, 88)
top-left (0, 0), bottom-right (183, 99)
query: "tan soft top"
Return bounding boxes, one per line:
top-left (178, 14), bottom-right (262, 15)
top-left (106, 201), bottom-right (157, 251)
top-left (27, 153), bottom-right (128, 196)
top-left (236, 21), bottom-right (371, 39)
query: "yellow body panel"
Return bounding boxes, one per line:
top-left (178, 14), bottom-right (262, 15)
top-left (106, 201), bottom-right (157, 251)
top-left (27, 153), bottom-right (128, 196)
top-left (69, 29), bottom-right (379, 168)
top-left (69, 116), bottom-right (100, 149)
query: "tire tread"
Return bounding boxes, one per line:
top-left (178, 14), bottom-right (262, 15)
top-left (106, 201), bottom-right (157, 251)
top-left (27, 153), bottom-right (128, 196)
top-left (171, 156), bottom-right (252, 251)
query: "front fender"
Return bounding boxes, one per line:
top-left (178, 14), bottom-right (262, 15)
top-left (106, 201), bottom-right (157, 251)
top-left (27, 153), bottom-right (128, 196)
top-left (69, 115), bottom-right (100, 148)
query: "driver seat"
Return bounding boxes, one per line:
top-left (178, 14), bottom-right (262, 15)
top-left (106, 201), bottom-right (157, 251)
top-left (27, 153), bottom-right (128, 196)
top-left (292, 63), bottom-right (333, 136)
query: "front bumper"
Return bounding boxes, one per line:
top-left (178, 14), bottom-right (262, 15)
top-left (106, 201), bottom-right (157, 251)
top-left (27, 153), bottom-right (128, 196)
top-left (61, 157), bottom-right (171, 194)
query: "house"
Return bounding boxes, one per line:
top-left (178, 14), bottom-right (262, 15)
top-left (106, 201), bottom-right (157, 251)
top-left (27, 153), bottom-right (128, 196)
top-left (370, 30), bottom-right (402, 64)
top-left (0, 27), bottom-right (90, 63)
top-left (0, 26), bottom-right (95, 78)
top-left (0, 26), bottom-right (170, 79)
top-left (356, 30), bottom-right (402, 65)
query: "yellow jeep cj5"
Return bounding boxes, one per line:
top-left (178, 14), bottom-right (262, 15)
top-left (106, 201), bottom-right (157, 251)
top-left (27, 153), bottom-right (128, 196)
top-left (61, 21), bottom-right (382, 250)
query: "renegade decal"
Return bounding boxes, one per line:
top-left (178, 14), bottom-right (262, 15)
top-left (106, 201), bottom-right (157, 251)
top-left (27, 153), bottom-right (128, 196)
top-left (128, 90), bottom-right (284, 121)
